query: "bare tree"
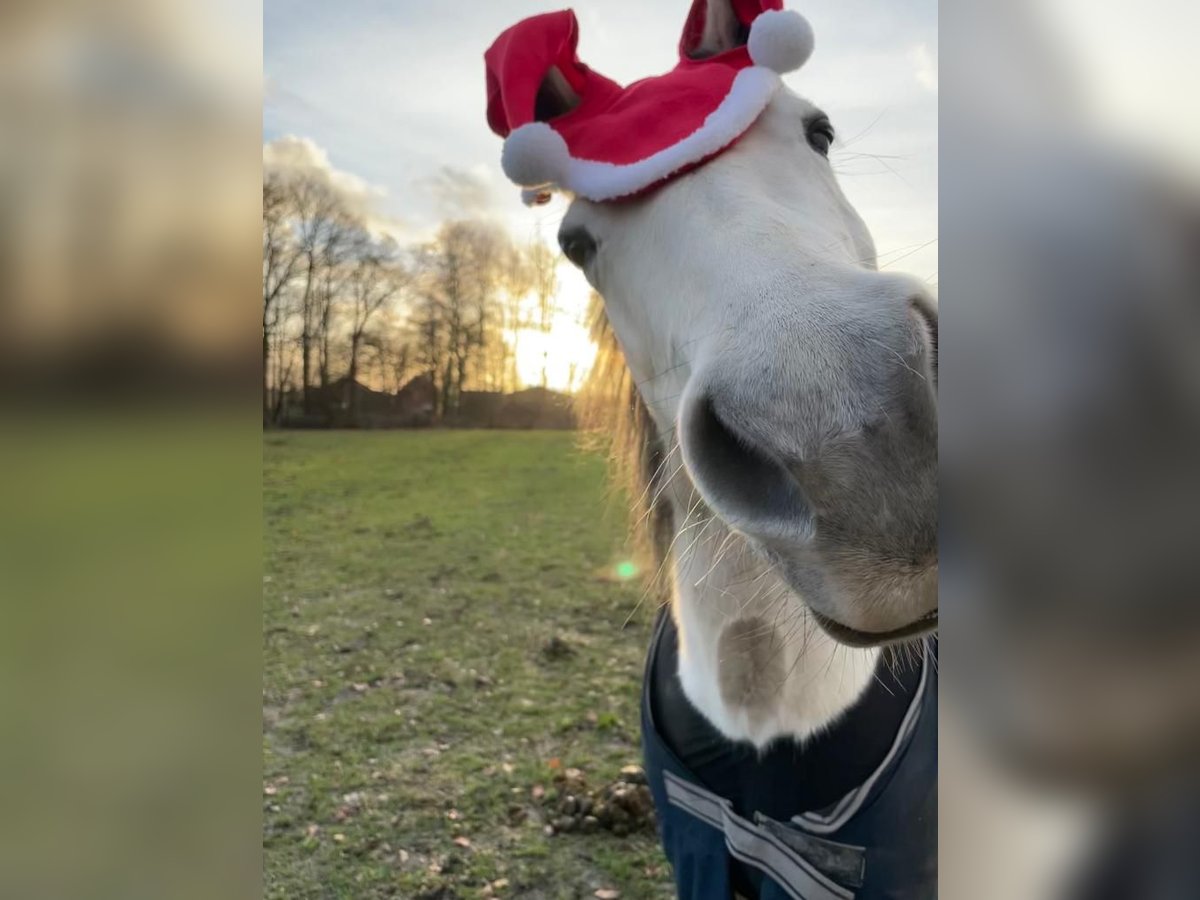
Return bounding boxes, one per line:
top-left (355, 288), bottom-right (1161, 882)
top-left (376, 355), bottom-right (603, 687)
top-left (390, 339), bottom-right (414, 393)
top-left (359, 299), bottom-right (416, 397)
top-left (271, 329), bottom-right (297, 423)
top-left (526, 239), bottom-right (559, 388)
top-left (264, 176), bottom-right (561, 431)
top-left (262, 173), bottom-right (301, 423)
top-left (498, 242), bottom-right (533, 392)
top-left (345, 230), bottom-right (407, 421)
top-left (359, 328), bottom-right (407, 397)
top-left (315, 212), bottom-right (358, 391)
top-left (413, 220), bottom-right (509, 420)
top-left (288, 175), bottom-right (346, 414)
top-left (409, 241), bottom-right (452, 419)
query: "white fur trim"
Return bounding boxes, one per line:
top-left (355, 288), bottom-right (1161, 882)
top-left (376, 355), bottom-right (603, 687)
top-left (502, 122), bottom-right (570, 188)
top-left (534, 66), bottom-right (781, 203)
top-left (747, 9), bottom-right (814, 74)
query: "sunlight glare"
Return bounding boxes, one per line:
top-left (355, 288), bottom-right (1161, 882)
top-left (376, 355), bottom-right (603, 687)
top-left (513, 263), bottom-right (596, 393)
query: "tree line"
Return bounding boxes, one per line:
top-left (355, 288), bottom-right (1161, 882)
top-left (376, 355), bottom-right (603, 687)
top-left (262, 170), bottom-right (559, 426)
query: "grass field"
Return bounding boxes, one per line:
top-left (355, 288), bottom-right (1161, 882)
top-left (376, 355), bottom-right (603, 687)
top-left (264, 430), bottom-right (674, 899)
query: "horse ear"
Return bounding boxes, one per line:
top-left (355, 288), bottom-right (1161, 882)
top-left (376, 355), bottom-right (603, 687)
top-left (681, 1), bottom-right (814, 73)
top-left (500, 66), bottom-right (580, 189)
top-left (684, 0), bottom-right (747, 60)
top-left (534, 66), bottom-right (580, 122)
top-left (484, 10), bottom-right (586, 138)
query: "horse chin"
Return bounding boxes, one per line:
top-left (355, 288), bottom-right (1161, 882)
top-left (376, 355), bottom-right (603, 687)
top-left (760, 543), bottom-right (938, 648)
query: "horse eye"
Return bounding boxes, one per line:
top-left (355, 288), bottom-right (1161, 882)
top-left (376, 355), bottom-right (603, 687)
top-left (806, 117), bottom-right (835, 157)
top-left (558, 226), bottom-right (597, 269)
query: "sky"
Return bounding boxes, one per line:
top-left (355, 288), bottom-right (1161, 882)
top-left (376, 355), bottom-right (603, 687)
top-left (264, 0), bottom-right (938, 388)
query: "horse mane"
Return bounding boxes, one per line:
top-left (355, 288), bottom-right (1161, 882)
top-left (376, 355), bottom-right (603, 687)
top-left (578, 294), bottom-right (674, 598)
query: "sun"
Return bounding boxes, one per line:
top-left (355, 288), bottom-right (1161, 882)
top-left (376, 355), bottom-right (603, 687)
top-left (514, 264), bottom-right (597, 393)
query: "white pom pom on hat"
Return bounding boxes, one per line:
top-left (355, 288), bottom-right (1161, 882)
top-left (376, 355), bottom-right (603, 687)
top-left (501, 122), bottom-right (570, 188)
top-left (747, 9), bottom-right (814, 74)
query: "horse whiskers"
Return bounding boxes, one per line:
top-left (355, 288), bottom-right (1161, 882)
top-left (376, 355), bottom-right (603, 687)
top-left (621, 484), bottom-right (704, 628)
top-left (862, 335), bottom-right (930, 385)
top-left (834, 107), bottom-right (890, 151)
top-left (878, 238), bottom-right (939, 271)
top-left (736, 568), bottom-right (785, 617)
top-left (836, 150), bottom-right (912, 162)
top-left (692, 529), bottom-right (741, 588)
top-left (630, 321), bottom-right (735, 393)
top-left (675, 514), bottom-right (720, 572)
top-left (633, 457), bottom-right (685, 528)
top-left (769, 618), bottom-right (841, 693)
top-left (634, 358), bottom-right (691, 391)
top-left (635, 486), bottom-right (707, 590)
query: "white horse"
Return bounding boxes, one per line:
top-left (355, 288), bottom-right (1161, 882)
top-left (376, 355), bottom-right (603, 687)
top-left (490, 1), bottom-right (939, 893)
top-left (570, 1), bottom-right (938, 750)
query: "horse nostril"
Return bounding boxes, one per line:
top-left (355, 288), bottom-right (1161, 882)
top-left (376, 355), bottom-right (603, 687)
top-left (680, 394), bottom-right (813, 540)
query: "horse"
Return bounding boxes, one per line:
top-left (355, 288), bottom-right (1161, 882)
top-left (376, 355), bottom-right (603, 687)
top-left (489, 2), bottom-right (937, 896)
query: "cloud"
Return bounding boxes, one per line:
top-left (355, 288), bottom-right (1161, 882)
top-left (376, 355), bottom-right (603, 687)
top-left (416, 165), bottom-right (501, 218)
top-left (910, 42), bottom-right (938, 93)
top-left (263, 135), bottom-right (410, 237)
top-left (263, 135), bottom-right (382, 209)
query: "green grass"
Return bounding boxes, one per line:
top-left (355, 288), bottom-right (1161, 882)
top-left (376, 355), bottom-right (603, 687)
top-left (264, 431), bottom-right (673, 899)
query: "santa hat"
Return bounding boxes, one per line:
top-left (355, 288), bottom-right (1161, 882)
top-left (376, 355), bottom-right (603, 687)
top-left (485, 1), bottom-right (814, 204)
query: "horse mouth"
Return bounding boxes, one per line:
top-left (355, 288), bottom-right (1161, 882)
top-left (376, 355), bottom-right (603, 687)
top-left (811, 609), bottom-right (938, 648)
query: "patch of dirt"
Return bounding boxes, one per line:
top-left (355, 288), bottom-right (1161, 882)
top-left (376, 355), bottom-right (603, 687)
top-left (540, 635), bottom-right (576, 662)
top-left (534, 765), bottom-right (657, 837)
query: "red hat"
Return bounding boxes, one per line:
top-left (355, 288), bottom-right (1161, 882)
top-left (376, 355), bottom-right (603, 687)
top-left (485, 1), bottom-right (814, 204)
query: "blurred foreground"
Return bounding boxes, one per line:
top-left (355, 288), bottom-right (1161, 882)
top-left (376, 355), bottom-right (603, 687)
top-left (1, 1), bottom-right (261, 898)
top-left (941, 2), bottom-right (1200, 898)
